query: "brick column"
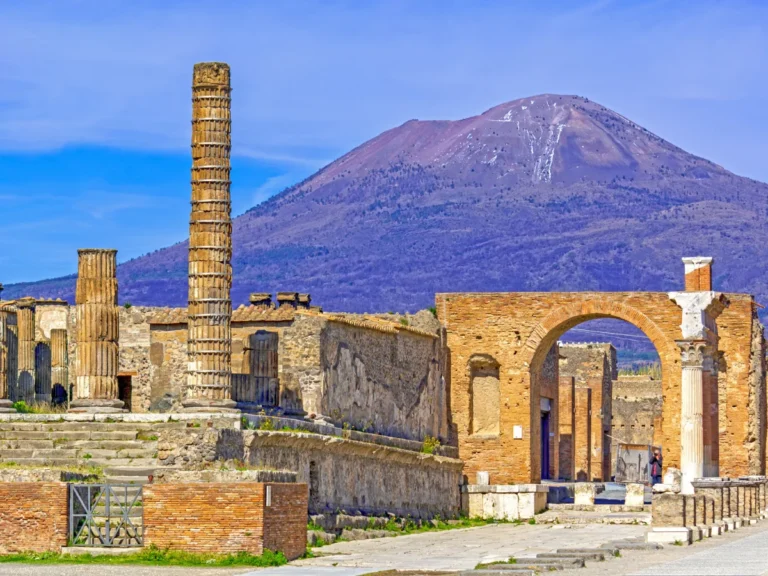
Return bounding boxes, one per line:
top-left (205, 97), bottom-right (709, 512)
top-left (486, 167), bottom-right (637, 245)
top-left (185, 62), bottom-right (235, 412)
top-left (15, 299), bottom-right (36, 404)
top-left (50, 329), bottom-right (68, 405)
top-left (677, 340), bottom-right (707, 494)
top-left (71, 249), bottom-right (123, 413)
top-left (0, 304), bottom-right (14, 412)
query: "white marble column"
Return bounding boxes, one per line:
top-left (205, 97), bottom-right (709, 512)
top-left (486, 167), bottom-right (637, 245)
top-left (678, 340), bottom-right (707, 494)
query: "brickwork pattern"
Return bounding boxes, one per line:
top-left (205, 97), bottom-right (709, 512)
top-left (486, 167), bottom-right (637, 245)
top-left (0, 482), bottom-right (68, 553)
top-left (438, 290), bottom-right (763, 484)
top-left (558, 376), bottom-right (575, 480)
top-left (143, 482), bottom-right (307, 560)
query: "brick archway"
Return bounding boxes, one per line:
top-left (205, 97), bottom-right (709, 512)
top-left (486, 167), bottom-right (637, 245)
top-left (521, 300), bottom-right (680, 483)
top-left (522, 300), bottom-right (677, 371)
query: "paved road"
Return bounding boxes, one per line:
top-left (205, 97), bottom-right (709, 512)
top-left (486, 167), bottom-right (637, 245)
top-left (290, 522), bottom-right (645, 572)
top-left (4, 521), bottom-right (768, 575)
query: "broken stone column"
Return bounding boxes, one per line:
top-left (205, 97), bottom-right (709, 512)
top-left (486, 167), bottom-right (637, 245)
top-left (34, 340), bottom-right (52, 403)
top-left (185, 62), bottom-right (235, 412)
top-left (50, 328), bottom-right (68, 405)
top-left (574, 483), bottom-right (596, 506)
top-left (71, 249), bottom-right (123, 413)
top-left (0, 304), bottom-right (15, 412)
top-left (15, 299), bottom-right (36, 404)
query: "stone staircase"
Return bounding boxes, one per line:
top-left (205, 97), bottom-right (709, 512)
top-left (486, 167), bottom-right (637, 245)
top-left (0, 421), bottom-right (164, 484)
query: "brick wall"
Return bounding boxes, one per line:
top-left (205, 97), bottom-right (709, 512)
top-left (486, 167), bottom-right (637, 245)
top-left (143, 482), bottom-right (308, 560)
top-left (263, 483), bottom-right (310, 561)
top-left (0, 482), bottom-right (68, 553)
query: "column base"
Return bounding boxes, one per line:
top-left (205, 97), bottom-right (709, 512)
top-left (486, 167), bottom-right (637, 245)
top-left (0, 399), bottom-right (14, 413)
top-left (68, 399), bottom-right (126, 414)
top-left (181, 398), bottom-right (239, 414)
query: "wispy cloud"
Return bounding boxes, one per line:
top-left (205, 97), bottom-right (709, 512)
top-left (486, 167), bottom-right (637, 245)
top-left (1, 1), bottom-right (766, 173)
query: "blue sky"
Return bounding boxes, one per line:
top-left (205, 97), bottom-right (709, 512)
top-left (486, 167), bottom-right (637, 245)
top-left (1, 0), bottom-right (767, 283)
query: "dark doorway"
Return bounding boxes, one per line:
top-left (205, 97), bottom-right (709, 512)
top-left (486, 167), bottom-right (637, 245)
top-left (118, 376), bottom-right (132, 412)
top-left (51, 384), bottom-right (67, 406)
top-left (541, 410), bottom-right (551, 480)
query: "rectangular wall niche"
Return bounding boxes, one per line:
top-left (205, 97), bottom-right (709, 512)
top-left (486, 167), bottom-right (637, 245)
top-left (470, 356), bottom-right (500, 436)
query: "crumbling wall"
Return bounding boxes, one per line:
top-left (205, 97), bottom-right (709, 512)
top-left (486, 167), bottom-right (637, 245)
top-left (611, 376), bottom-right (663, 450)
top-left (319, 318), bottom-right (447, 442)
top-left (749, 308), bottom-right (767, 475)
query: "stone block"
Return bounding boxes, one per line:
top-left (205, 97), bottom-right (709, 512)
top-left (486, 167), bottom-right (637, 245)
top-left (476, 471), bottom-right (490, 485)
top-left (574, 483), bottom-right (596, 506)
top-left (625, 483), bottom-right (645, 507)
top-left (652, 493), bottom-right (688, 527)
top-left (646, 526), bottom-right (692, 545)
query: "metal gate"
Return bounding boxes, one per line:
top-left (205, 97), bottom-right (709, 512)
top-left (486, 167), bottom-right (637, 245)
top-left (69, 484), bottom-right (143, 547)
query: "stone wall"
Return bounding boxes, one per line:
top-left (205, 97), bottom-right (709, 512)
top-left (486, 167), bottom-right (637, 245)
top-left (247, 431), bottom-right (462, 518)
top-left (318, 317), bottom-right (447, 441)
top-left (140, 310), bottom-right (448, 443)
top-left (539, 344), bottom-right (559, 479)
top-left (559, 343), bottom-right (614, 481)
top-left (157, 425), bottom-right (462, 519)
top-left (0, 482), bottom-right (68, 553)
top-left (143, 482), bottom-right (307, 560)
top-left (611, 375), bottom-right (662, 450)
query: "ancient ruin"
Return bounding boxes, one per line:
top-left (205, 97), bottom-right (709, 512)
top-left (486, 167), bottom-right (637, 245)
top-left (186, 61), bottom-right (235, 411)
top-left (71, 249), bottom-right (122, 413)
top-left (0, 61), bottom-right (766, 560)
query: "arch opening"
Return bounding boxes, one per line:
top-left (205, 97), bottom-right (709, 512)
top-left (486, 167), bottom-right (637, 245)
top-left (524, 305), bottom-right (682, 485)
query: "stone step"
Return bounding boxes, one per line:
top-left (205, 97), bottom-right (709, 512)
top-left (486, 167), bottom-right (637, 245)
top-left (459, 564), bottom-right (539, 576)
top-left (89, 458), bottom-right (156, 467)
top-left (509, 558), bottom-right (585, 569)
top-left (67, 441), bottom-right (151, 451)
top-left (539, 551), bottom-right (605, 561)
top-left (103, 476), bottom-right (151, 485)
top-left (558, 547), bottom-right (616, 558)
top-left (604, 541), bottom-right (662, 551)
top-left (0, 440), bottom-right (54, 449)
top-left (4, 458), bottom-right (85, 467)
top-left (0, 449), bottom-right (79, 459)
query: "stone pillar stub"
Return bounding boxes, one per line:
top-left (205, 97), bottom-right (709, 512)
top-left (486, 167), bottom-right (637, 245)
top-left (71, 249), bottom-right (124, 413)
top-left (185, 61), bottom-right (236, 412)
top-left (15, 299), bottom-right (36, 404)
top-left (50, 328), bottom-right (68, 405)
top-left (0, 305), bottom-right (14, 411)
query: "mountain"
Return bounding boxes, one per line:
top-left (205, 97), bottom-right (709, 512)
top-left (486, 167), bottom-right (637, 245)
top-left (6, 94), bottom-right (768, 318)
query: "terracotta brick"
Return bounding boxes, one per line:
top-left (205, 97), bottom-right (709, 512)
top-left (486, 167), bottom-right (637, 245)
top-left (0, 482), bottom-right (68, 553)
top-left (143, 482), bottom-right (307, 560)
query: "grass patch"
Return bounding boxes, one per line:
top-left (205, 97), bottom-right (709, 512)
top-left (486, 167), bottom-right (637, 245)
top-left (379, 516), bottom-right (511, 536)
top-left (13, 401), bottom-right (68, 414)
top-left (420, 435), bottom-right (440, 455)
top-left (136, 432), bottom-right (158, 442)
top-left (0, 461), bottom-right (103, 477)
top-left (0, 545), bottom-right (287, 567)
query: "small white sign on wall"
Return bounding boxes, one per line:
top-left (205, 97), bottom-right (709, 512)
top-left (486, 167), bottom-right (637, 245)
top-left (513, 425), bottom-right (523, 439)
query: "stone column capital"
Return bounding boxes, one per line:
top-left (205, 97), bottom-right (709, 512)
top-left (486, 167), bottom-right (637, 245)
top-left (676, 340), bottom-right (711, 367)
top-left (668, 291), bottom-right (728, 341)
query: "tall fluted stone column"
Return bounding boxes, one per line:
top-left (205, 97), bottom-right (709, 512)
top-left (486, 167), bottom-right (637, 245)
top-left (71, 249), bottom-right (123, 413)
top-left (50, 329), bottom-right (69, 405)
top-left (678, 340), bottom-right (707, 494)
top-left (185, 62), bottom-right (235, 411)
top-left (0, 304), bottom-right (14, 412)
top-left (15, 300), bottom-right (36, 404)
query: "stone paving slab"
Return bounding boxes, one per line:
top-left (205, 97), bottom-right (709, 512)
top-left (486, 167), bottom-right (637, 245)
top-left (631, 522), bottom-right (768, 575)
top-left (293, 522), bottom-right (645, 571)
